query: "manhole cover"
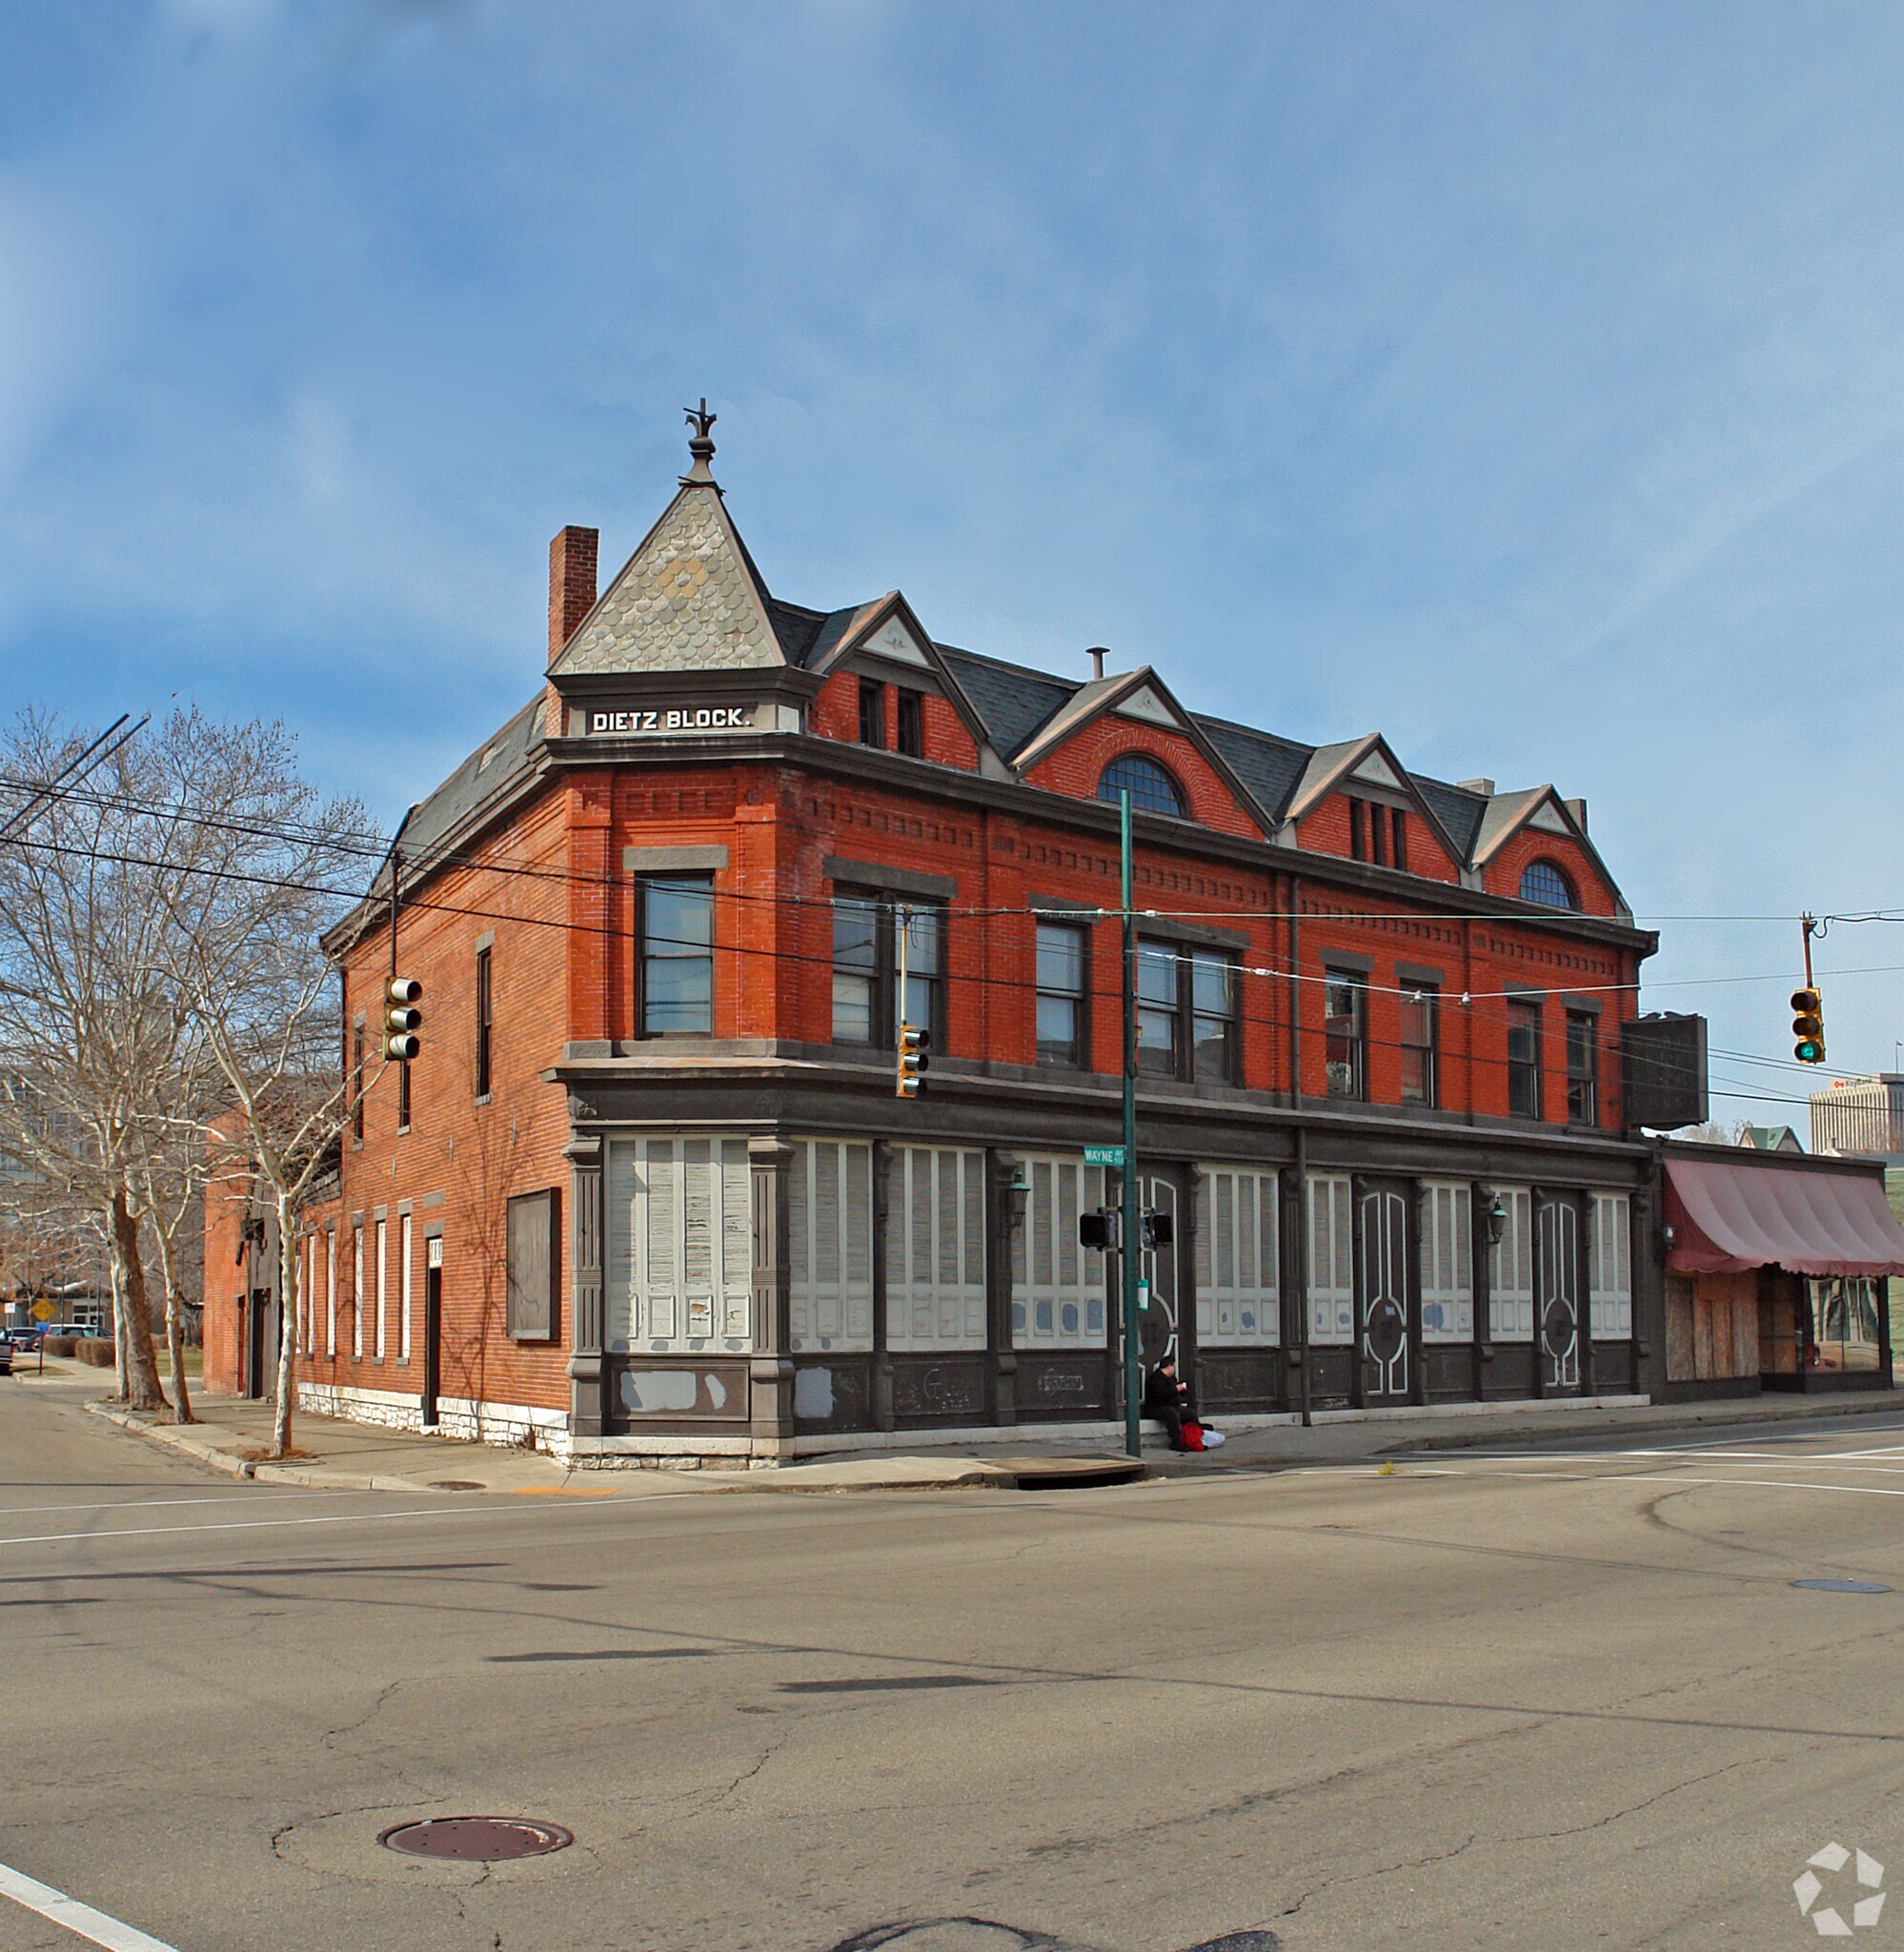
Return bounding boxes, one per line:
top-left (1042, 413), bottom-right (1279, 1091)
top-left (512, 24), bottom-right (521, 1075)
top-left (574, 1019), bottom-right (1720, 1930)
top-left (1792, 1578), bottom-right (1894, 1596)
top-left (379, 1818), bottom-right (573, 1860)
top-left (430, 1480), bottom-right (487, 1492)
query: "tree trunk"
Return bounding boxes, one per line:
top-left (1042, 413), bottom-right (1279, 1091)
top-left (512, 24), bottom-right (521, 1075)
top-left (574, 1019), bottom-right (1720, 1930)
top-left (110, 1250), bottom-right (128, 1400)
top-left (152, 1226), bottom-right (195, 1424)
top-left (271, 1191), bottom-right (299, 1457)
top-left (109, 1186), bottom-right (170, 1413)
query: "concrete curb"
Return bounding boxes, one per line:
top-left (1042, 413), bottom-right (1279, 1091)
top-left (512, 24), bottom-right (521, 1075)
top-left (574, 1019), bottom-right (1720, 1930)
top-left (85, 1400), bottom-right (258, 1479)
top-left (1380, 1392), bottom-right (1902, 1455)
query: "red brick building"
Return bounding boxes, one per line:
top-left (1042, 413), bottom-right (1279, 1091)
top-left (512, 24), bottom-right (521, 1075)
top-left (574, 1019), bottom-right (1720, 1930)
top-left (211, 415), bottom-right (1685, 1460)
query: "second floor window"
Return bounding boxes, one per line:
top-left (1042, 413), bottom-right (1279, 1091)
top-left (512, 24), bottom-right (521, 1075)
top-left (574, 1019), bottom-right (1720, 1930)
top-left (1035, 921), bottom-right (1087, 1068)
top-left (352, 1020), bottom-right (365, 1141)
top-left (858, 679), bottom-right (886, 748)
top-left (1136, 942), bottom-right (1238, 1083)
top-left (896, 691), bottom-right (923, 758)
top-left (1098, 753), bottom-right (1185, 819)
top-left (396, 1052), bottom-right (411, 1132)
top-left (1325, 970), bottom-right (1367, 1099)
top-left (475, 946), bottom-right (494, 1098)
top-left (638, 875), bottom-right (715, 1035)
top-left (832, 892), bottom-right (943, 1046)
top-left (1566, 1009), bottom-right (1599, 1126)
top-left (1400, 986), bottom-right (1438, 1107)
top-left (1507, 997), bottom-right (1543, 1119)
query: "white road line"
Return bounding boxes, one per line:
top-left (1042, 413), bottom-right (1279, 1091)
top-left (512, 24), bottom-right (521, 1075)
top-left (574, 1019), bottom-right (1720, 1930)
top-left (1423, 1464), bottom-right (1904, 1500)
top-left (0, 1491), bottom-right (374, 1519)
top-left (0, 1860), bottom-right (180, 1952)
top-left (0, 1489), bottom-right (713, 1551)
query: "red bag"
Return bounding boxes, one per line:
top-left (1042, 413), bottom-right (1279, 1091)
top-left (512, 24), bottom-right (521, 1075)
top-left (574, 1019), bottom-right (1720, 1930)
top-left (1181, 1420), bottom-right (1205, 1452)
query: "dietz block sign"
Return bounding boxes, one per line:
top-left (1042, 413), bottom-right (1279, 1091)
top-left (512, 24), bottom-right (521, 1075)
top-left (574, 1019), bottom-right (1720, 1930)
top-left (586, 704), bottom-right (756, 735)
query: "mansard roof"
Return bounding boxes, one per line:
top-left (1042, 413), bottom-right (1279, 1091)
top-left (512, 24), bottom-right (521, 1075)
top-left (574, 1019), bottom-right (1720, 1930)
top-left (392, 458), bottom-right (1616, 909)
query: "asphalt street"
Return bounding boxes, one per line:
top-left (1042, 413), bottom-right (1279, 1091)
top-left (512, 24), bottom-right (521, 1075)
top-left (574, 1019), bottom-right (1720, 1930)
top-left (5, 1376), bottom-right (1904, 1952)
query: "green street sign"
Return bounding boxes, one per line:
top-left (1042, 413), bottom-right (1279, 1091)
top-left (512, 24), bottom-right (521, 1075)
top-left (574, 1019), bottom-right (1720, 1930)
top-left (1084, 1145), bottom-right (1125, 1168)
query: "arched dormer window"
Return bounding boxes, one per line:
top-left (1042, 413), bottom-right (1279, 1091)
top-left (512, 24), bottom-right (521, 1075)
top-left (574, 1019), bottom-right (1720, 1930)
top-left (1098, 753), bottom-right (1185, 819)
top-left (1520, 859), bottom-right (1577, 908)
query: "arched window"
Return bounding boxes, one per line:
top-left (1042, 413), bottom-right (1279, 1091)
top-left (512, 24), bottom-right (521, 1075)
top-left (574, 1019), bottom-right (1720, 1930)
top-left (1098, 753), bottom-right (1185, 819)
top-left (1519, 859), bottom-right (1577, 909)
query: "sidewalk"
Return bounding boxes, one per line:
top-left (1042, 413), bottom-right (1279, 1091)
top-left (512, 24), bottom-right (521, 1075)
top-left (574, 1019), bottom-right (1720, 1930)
top-left (69, 1378), bottom-right (1904, 1498)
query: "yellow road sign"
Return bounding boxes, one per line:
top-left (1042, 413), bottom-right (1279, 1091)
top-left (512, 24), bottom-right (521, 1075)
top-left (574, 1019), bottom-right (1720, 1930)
top-left (30, 1298), bottom-right (55, 1322)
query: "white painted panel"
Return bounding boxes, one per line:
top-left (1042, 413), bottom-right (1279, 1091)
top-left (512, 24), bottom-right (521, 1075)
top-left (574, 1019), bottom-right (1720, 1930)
top-left (1011, 1153), bottom-right (1108, 1349)
top-left (1195, 1165), bottom-right (1280, 1346)
top-left (606, 1134), bottom-right (753, 1353)
top-left (790, 1138), bottom-right (875, 1353)
top-left (1588, 1191), bottom-right (1633, 1338)
top-left (1420, 1181), bottom-right (1473, 1341)
top-left (887, 1146), bottom-right (986, 1351)
top-left (1489, 1186), bottom-right (1533, 1340)
top-left (1306, 1174), bottom-right (1354, 1344)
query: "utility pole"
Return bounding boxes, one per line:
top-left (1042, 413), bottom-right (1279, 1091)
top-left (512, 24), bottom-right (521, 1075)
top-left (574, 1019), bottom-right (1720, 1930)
top-left (1120, 790), bottom-right (1141, 1459)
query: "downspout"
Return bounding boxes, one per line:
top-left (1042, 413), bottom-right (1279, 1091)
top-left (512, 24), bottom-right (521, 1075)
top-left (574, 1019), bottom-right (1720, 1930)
top-left (1289, 866), bottom-right (1311, 1427)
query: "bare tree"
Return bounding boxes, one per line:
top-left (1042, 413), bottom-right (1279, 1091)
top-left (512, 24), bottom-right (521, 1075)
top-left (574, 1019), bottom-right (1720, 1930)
top-left (150, 720), bottom-right (380, 1455)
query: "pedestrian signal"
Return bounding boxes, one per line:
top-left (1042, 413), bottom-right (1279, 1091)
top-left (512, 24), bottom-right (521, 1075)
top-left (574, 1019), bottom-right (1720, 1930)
top-left (1791, 986), bottom-right (1825, 1066)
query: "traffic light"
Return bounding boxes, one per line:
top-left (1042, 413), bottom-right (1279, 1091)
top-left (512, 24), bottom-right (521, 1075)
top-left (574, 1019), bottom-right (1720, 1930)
top-left (1080, 1208), bottom-right (1120, 1251)
top-left (896, 1022), bottom-right (929, 1097)
top-left (1141, 1210), bottom-right (1175, 1250)
top-left (385, 976), bottom-right (423, 1062)
top-left (1791, 986), bottom-right (1825, 1065)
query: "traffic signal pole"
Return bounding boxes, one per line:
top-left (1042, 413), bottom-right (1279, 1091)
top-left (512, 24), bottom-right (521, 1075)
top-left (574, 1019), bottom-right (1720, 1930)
top-left (1120, 790), bottom-right (1141, 1459)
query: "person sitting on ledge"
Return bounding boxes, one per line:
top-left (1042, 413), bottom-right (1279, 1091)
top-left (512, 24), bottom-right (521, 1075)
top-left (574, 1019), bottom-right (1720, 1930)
top-left (1143, 1355), bottom-right (1224, 1453)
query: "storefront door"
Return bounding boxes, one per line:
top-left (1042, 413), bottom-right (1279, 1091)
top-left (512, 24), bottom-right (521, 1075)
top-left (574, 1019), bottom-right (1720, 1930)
top-left (1536, 1195), bottom-right (1582, 1393)
top-left (1358, 1182), bottom-right (1411, 1404)
top-left (1138, 1169), bottom-right (1186, 1374)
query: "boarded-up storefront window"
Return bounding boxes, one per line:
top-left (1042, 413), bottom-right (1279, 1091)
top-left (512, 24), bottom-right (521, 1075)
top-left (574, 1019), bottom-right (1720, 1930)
top-left (506, 1189), bottom-right (560, 1342)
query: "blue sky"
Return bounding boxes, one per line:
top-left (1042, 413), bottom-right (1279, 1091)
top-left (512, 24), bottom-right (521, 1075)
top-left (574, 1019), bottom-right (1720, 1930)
top-left (5, 0), bottom-right (1904, 1127)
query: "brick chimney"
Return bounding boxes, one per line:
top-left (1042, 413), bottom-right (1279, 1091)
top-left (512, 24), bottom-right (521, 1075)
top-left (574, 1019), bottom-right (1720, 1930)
top-left (548, 525), bottom-right (599, 664)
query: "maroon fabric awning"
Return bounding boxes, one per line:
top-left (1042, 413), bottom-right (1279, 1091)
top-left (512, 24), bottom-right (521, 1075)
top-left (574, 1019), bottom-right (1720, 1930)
top-left (1664, 1157), bottom-right (1904, 1277)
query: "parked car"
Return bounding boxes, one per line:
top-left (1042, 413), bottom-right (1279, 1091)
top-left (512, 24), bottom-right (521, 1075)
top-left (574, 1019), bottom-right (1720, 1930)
top-left (6, 1326), bottom-right (44, 1352)
top-left (0, 1340), bottom-right (12, 1375)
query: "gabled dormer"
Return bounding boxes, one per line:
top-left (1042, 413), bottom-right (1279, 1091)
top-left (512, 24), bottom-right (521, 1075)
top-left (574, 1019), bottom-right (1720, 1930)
top-left (1474, 785), bottom-right (1630, 921)
top-left (1284, 734), bottom-right (1463, 882)
top-left (804, 591), bottom-right (999, 774)
top-left (1012, 663), bottom-right (1272, 840)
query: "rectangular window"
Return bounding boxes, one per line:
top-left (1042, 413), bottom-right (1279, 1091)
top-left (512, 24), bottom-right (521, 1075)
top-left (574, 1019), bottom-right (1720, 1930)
top-left (475, 946), bottom-right (493, 1099)
top-left (789, 1138), bottom-right (874, 1353)
top-left (1420, 1182), bottom-right (1472, 1340)
top-left (1011, 1153), bottom-right (1109, 1349)
top-left (1348, 799), bottom-right (1366, 862)
top-left (1324, 970), bottom-right (1367, 1099)
top-left (1306, 1173), bottom-right (1354, 1344)
top-left (399, 1213), bottom-right (413, 1362)
top-left (1507, 998), bottom-right (1543, 1119)
top-left (396, 1054), bottom-right (411, 1132)
top-left (326, 1230), bottom-right (336, 1358)
top-left (831, 891), bottom-right (944, 1047)
top-left (1488, 1186), bottom-right (1533, 1339)
top-left (301, 1235), bottom-right (313, 1355)
top-left (1135, 942), bottom-right (1179, 1076)
top-left (353, 1226), bottom-right (364, 1359)
top-left (896, 690), bottom-right (923, 758)
top-left (352, 1021), bottom-right (365, 1142)
top-left (1391, 807), bottom-right (1408, 872)
top-left (1566, 1009), bottom-right (1600, 1127)
top-left (1194, 1166), bottom-right (1279, 1346)
top-left (1400, 986), bottom-right (1438, 1107)
top-left (604, 1136), bottom-right (753, 1352)
top-left (1369, 802), bottom-right (1387, 867)
top-left (638, 874), bottom-right (714, 1036)
top-left (858, 677), bottom-right (886, 747)
top-left (1588, 1191), bottom-right (1631, 1339)
top-left (1809, 1276), bottom-right (1883, 1370)
top-left (1136, 941), bottom-right (1239, 1083)
top-left (1035, 920), bottom-right (1088, 1068)
top-left (886, 1146), bottom-right (987, 1350)
top-left (375, 1218), bottom-right (387, 1360)
top-left (505, 1188), bottom-right (559, 1340)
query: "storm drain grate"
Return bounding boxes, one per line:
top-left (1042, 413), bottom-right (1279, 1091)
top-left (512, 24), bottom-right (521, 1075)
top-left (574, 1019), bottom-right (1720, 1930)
top-left (1791, 1578), bottom-right (1894, 1595)
top-left (379, 1818), bottom-right (573, 1860)
top-left (430, 1479), bottom-right (487, 1492)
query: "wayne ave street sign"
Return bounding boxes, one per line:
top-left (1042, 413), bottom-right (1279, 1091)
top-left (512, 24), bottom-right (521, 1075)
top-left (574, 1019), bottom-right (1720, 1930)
top-left (1083, 1145), bottom-right (1125, 1168)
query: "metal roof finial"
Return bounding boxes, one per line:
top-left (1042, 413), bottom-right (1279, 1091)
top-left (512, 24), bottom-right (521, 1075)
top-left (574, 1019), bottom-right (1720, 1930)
top-left (682, 397), bottom-right (718, 484)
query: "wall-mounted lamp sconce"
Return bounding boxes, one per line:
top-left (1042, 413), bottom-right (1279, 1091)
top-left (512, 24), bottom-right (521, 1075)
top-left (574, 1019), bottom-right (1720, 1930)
top-left (1663, 1222), bottom-right (1676, 1250)
top-left (1481, 1190), bottom-right (1508, 1247)
top-left (1009, 1173), bottom-right (1030, 1230)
